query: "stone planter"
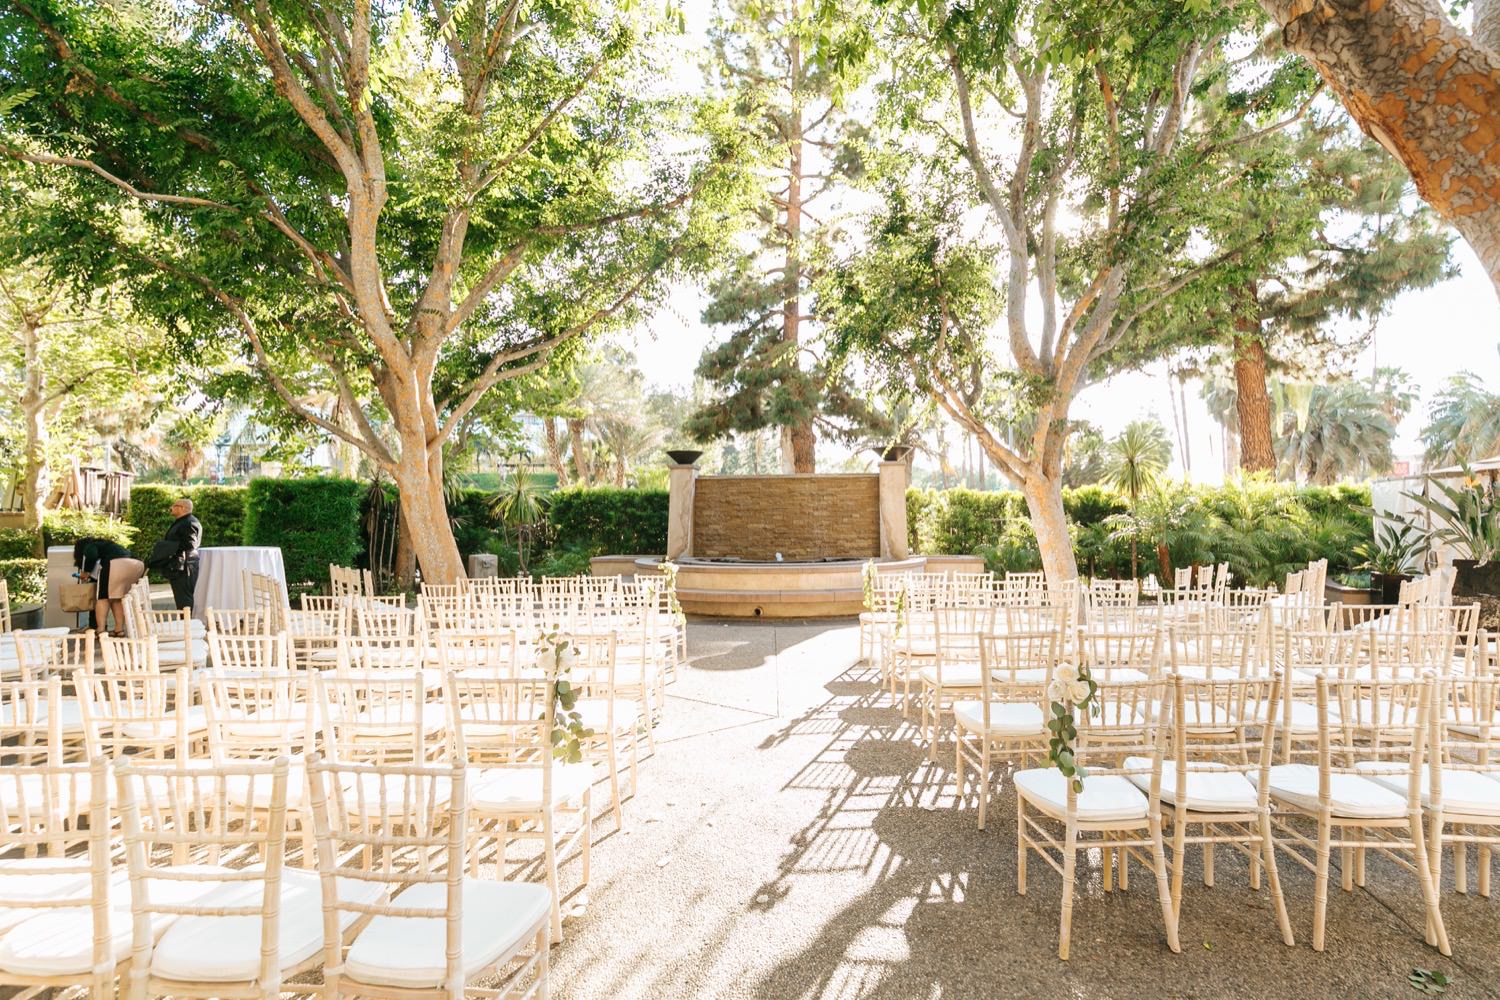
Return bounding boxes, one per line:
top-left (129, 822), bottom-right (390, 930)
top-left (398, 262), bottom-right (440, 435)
top-left (1452, 560), bottom-right (1500, 631)
top-left (1371, 572), bottom-right (1413, 607)
top-left (11, 603), bottom-right (43, 630)
top-left (1325, 582), bottom-right (1375, 607)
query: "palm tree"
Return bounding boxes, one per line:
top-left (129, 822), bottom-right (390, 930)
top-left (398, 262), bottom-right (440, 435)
top-left (1104, 420), bottom-right (1172, 578)
top-left (490, 467), bottom-right (550, 574)
top-left (1422, 371), bottom-right (1500, 467)
top-left (1276, 381), bottom-right (1401, 484)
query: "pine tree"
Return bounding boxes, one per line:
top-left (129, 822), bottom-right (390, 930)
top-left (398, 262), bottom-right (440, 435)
top-left (686, 0), bottom-right (868, 472)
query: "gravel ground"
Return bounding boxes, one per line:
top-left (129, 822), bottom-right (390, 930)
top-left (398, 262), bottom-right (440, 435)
top-left (545, 618), bottom-right (1500, 1000)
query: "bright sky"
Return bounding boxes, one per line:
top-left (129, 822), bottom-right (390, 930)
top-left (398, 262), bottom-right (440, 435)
top-left (613, 5), bottom-right (1500, 484)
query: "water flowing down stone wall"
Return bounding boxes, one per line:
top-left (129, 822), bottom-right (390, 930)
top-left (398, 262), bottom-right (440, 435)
top-left (691, 474), bottom-right (881, 561)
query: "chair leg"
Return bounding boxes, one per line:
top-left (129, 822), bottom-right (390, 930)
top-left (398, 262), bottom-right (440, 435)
top-left (1016, 797), bottom-right (1027, 895)
top-left (546, 833), bottom-right (563, 943)
top-left (1169, 819), bottom-right (1186, 918)
top-left (1059, 824), bottom-right (1077, 960)
top-left (1149, 815), bottom-right (1181, 953)
top-left (581, 790), bottom-right (593, 885)
top-left (1341, 846), bottom-right (1354, 892)
top-left (607, 744), bottom-right (624, 830)
top-left (1203, 837), bottom-right (1214, 888)
top-left (1412, 817), bottom-right (1451, 956)
top-left (1102, 837), bottom-right (1114, 893)
top-left (1452, 832), bottom-right (1466, 896)
top-left (1260, 812), bottom-right (1295, 946)
top-left (977, 742), bottom-right (990, 832)
top-left (1480, 842), bottom-right (1492, 898)
top-left (1312, 819), bottom-right (1332, 952)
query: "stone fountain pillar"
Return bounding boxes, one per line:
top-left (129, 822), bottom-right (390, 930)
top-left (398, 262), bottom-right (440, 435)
top-left (667, 462), bottom-right (697, 560)
top-left (878, 459), bottom-right (909, 560)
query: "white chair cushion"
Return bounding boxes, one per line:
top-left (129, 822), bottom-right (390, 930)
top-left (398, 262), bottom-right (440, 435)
top-left (917, 664), bottom-right (985, 688)
top-left (571, 698), bottom-right (640, 735)
top-left (952, 701), bottom-right (1044, 737)
top-left (341, 773), bottom-right (453, 816)
top-left (0, 865), bottom-right (230, 977)
top-left (348, 704), bottom-right (445, 733)
top-left (149, 868), bottom-right (383, 983)
top-left (155, 639), bottom-right (210, 667)
top-left (469, 764), bottom-right (595, 812)
top-left (343, 880), bottom-right (550, 990)
top-left (1124, 757), bottom-right (1258, 812)
top-left (120, 706), bottom-right (208, 739)
top-left (0, 697), bottom-right (86, 731)
top-left (0, 859), bottom-right (95, 932)
top-left (1256, 763), bottom-right (1407, 820)
top-left (1014, 769), bottom-right (1148, 823)
top-left (1355, 763), bottom-right (1500, 817)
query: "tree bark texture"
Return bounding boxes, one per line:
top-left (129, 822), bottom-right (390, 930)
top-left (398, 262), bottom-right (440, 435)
top-left (1260, 0), bottom-right (1500, 295)
top-left (1022, 476), bottom-right (1079, 584)
top-left (782, 12), bottom-right (817, 474)
top-left (1232, 287), bottom-right (1277, 473)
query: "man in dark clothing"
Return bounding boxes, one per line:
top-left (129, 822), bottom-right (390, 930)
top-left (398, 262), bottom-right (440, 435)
top-left (161, 497), bottom-right (202, 611)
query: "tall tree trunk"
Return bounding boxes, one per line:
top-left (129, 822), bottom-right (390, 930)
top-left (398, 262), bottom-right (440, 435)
top-left (1156, 541), bottom-right (1173, 583)
top-left (1022, 475), bottom-right (1079, 582)
top-left (18, 317), bottom-right (46, 552)
top-left (542, 418), bottom-right (568, 484)
top-left (1176, 376), bottom-right (1193, 478)
top-left (1259, 0), bottom-right (1500, 296)
top-left (389, 428), bottom-right (464, 586)
top-left (781, 9), bottom-right (817, 473)
top-left (567, 418), bottom-right (589, 485)
top-left (1232, 286), bottom-right (1276, 474)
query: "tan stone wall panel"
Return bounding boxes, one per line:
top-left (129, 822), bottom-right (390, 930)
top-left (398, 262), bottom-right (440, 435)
top-left (692, 474), bottom-right (880, 561)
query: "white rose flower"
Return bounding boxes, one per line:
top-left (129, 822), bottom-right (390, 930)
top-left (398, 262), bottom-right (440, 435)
top-left (1051, 663), bottom-right (1076, 685)
top-left (557, 645), bottom-right (579, 671)
top-left (1046, 680), bottom-right (1067, 703)
top-left (1067, 678), bottom-right (1092, 703)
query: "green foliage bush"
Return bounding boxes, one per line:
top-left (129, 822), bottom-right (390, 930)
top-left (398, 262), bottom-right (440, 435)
top-left (244, 478), bottom-right (366, 590)
top-left (0, 529), bottom-right (37, 560)
top-left (547, 488), bottom-right (668, 556)
top-left (126, 484), bottom-right (248, 556)
top-left (0, 558), bottom-right (47, 606)
top-left (42, 510), bottom-right (137, 550)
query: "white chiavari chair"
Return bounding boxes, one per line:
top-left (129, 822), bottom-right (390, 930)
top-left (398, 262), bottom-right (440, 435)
top-left (954, 630), bottom-right (1057, 829)
top-left (435, 630), bottom-right (522, 679)
top-left (201, 670), bottom-right (321, 862)
top-left (328, 564), bottom-right (373, 599)
top-left (1087, 578), bottom-right (1140, 610)
top-left (1419, 674), bottom-right (1500, 899)
top-left (1146, 674), bottom-right (1293, 945)
top-left (1015, 677), bottom-right (1178, 960)
top-left (123, 588), bottom-right (206, 674)
top-left (305, 756), bottom-right (551, 1000)
top-left (916, 604), bottom-right (996, 760)
top-left (1000, 571), bottom-right (1045, 606)
top-left (114, 757), bottom-right (358, 1000)
top-left (448, 673), bottom-right (591, 942)
top-left (563, 630), bottom-right (638, 829)
top-left (1078, 627), bottom-right (1162, 683)
top-left (1167, 623), bottom-right (1257, 680)
top-left (202, 607), bottom-right (276, 637)
top-left (1260, 674), bottom-right (1447, 954)
top-left (206, 630), bottom-right (290, 677)
top-left (0, 758), bottom-right (115, 996)
top-left (886, 578), bottom-right (943, 716)
top-left (76, 666), bottom-right (199, 763)
top-left (11, 632), bottom-right (92, 742)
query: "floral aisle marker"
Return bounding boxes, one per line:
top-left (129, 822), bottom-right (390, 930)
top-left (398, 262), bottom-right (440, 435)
top-left (655, 560), bottom-right (685, 626)
top-left (535, 631), bottom-right (594, 763)
top-left (1045, 662), bottom-right (1099, 791)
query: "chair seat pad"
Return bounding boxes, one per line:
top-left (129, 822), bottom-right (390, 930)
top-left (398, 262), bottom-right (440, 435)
top-left (469, 764), bottom-right (595, 812)
top-left (150, 869), bottom-right (383, 983)
top-left (1355, 764), bottom-right (1500, 817)
top-left (343, 879), bottom-right (551, 990)
top-left (120, 706), bottom-right (208, 739)
top-left (1124, 757), bottom-right (1258, 812)
top-left (953, 701), bottom-right (1044, 737)
top-left (341, 773), bottom-right (453, 816)
top-left (917, 664), bottom-right (985, 688)
top-left (348, 704), bottom-right (445, 733)
top-left (0, 698), bottom-right (85, 731)
top-left (0, 859), bottom-right (96, 933)
top-left (155, 639), bottom-right (210, 666)
top-left (1014, 769), bottom-right (1148, 823)
top-left (0, 772), bottom-right (98, 822)
top-left (572, 698), bottom-right (640, 735)
top-left (0, 865), bottom-right (230, 977)
top-left (1256, 764), bottom-right (1407, 819)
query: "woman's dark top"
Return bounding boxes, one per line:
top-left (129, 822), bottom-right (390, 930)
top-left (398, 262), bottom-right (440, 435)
top-left (73, 538), bottom-right (132, 575)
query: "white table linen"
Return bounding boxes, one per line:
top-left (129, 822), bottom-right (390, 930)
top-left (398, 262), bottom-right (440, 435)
top-left (192, 546), bottom-right (287, 622)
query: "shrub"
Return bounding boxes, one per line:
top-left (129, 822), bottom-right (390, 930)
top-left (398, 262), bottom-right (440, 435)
top-left (126, 484), bottom-right (248, 556)
top-left (547, 488), bottom-right (668, 555)
top-left (243, 478), bottom-right (366, 590)
top-left (532, 541), bottom-right (600, 578)
top-left (42, 510), bottom-right (136, 550)
top-left (0, 558), bottom-right (47, 606)
top-left (0, 528), bottom-right (38, 560)
top-left (1063, 485), bottom-right (1128, 526)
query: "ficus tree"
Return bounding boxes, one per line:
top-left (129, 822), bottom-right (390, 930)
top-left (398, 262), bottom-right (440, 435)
top-left (0, 0), bottom-right (755, 583)
top-left (826, 0), bottom-right (1299, 581)
top-left (1255, 0), bottom-right (1500, 298)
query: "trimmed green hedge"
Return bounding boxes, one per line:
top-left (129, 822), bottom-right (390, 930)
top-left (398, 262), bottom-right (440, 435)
top-left (126, 484), bottom-right (248, 559)
top-left (0, 558), bottom-right (46, 606)
top-left (0, 512), bottom-right (137, 560)
top-left (547, 488), bottom-right (668, 557)
top-left (244, 478), bottom-right (366, 590)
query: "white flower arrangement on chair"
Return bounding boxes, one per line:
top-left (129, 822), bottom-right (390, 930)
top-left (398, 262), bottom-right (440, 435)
top-left (1045, 662), bottom-right (1098, 791)
top-left (534, 632), bottom-right (593, 764)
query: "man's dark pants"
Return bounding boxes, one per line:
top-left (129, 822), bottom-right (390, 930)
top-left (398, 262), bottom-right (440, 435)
top-left (169, 568), bottom-right (198, 611)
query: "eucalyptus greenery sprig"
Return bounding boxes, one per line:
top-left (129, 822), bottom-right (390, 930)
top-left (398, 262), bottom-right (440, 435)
top-left (534, 632), bottom-right (595, 765)
top-left (1045, 662), bottom-right (1099, 792)
top-left (656, 559), bottom-right (685, 624)
top-left (861, 559), bottom-right (878, 611)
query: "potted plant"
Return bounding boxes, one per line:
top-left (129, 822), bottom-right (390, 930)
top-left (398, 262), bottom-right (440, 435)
top-left (1404, 470), bottom-right (1500, 598)
top-left (1353, 516), bottom-right (1424, 605)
